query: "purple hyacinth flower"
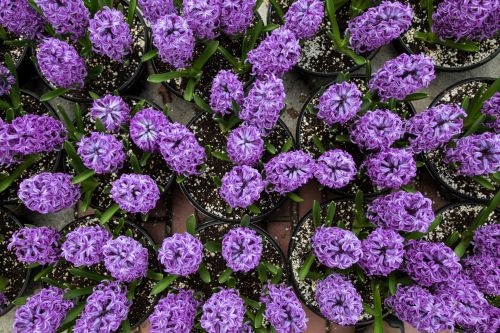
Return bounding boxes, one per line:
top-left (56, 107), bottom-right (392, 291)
top-left (311, 226), bottom-right (362, 269)
top-left (0, 118), bottom-right (16, 166)
top-left (18, 172), bottom-right (81, 214)
top-left (358, 228), bottom-right (404, 276)
top-left (220, 165), bottom-right (264, 209)
top-left (227, 125), bottom-right (264, 166)
top-left (313, 149), bottom-right (357, 189)
top-left (0, 293), bottom-right (7, 307)
top-left (61, 226), bottom-right (112, 267)
top-left (77, 132), bottom-right (126, 174)
top-left (315, 273), bottom-right (362, 325)
top-left (481, 92), bottom-right (500, 132)
top-left (35, 0), bottom-right (90, 39)
top-left (283, 0), bottom-right (324, 40)
top-left (463, 254), bottom-right (500, 296)
top-left (102, 236), bottom-right (149, 282)
top-left (139, 0), bottom-right (176, 24)
top-left (111, 173), bottom-right (160, 214)
top-left (158, 232), bottom-right (203, 276)
top-left (37, 37), bottom-right (87, 89)
top-left (0, 63), bottom-right (15, 96)
top-left (130, 107), bottom-right (169, 152)
top-left (222, 227), bottom-right (263, 272)
top-left (405, 104), bottom-right (466, 153)
top-left (152, 14), bottom-right (195, 69)
top-left (183, 0), bottom-right (220, 40)
top-left (316, 82), bottom-right (362, 126)
top-left (404, 240), bottom-right (462, 286)
top-left (350, 109), bottom-right (404, 151)
top-left (219, 0), bottom-right (256, 35)
top-left (0, 0), bottom-right (45, 38)
top-left (369, 53), bottom-right (435, 101)
top-left (200, 288), bottom-right (245, 333)
top-left (472, 224), bottom-right (500, 257)
top-left (264, 151), bottom-right (314, 195)
top-left (159, 122), bottom-right (206, 176)
top-left (13, 287), bottom-right (73, 333)
top-left (210, 70), bottom-right (244, 116)
top-left (348, 1), bottom-right (413, 53)
top-left (8, 226), bottom-right (60, 265)
top-left (367, 190), bottom-right (434, 233)
top-left (363, 148), bottom-right (417, 189)
top-left (149, 289), bottom-right (201, 333)
top-left (472, 304), bottom-right (500, 333)
top-left (90, 94), bottom-right (131, 132)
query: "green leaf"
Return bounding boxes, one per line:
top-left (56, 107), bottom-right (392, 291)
top-left (121, 320), bottom-right (131, 333)
top-left (12, 296), bottom-right (28, 306)
top-left (248, 204), bottom-right (261, 214)
top-left (241, 214), bottom-right (251, 227)
top-left (414, 31), bottom-right (479, 52)
top-left (445, 231), bottom-right (461, 247)
top-left (184, 78), bottom-right (196, 101)
top-left (243, 296), bottom-right (260, 309)
top-left (354, 191), bottom-right (365, 228)
top-left (89, 91), bottom-right (100, 100)
top-left (268, 0), bottom-right (285, 23)
top-left (63, 286), bottom-right (94, 300)
top-left (205, 241), bottom-right (222, 252)
top-left (218, 268), bottom-right (233, 284)
top-left (404, 93), bottom-right (428, 101)
top-left (473, 176), bottom-right (496, 190)
top-left (263, 261), bottom-right (279, 275)
top-left (198, 264), bottom-right (211, 283)
top-left (40, 88), bottom-right (69, 102)
top-left (371, 281), bottom-right (384, 333)
top-left (147, 270), bottom-right (164, 281)
top-left (298, 253), bottom-right (315, 280)
top-left (312, 200), bottom-right (321, 227)
top-left (69, 268), bottom-right (109, 281)
top-left (281, 137), bottom-right (294, 152)
top-left (74, 103), bottom-right (84, 133)
top-left (100, 203), bottom-right (120, 224)
top-left (127, 280), bottom-right (140, 301)
top-left (4, 54), bottom-right (20, 110)
top-left (65, 141), bottom-right (86, 173)
top-left (127, 0), bottom-right (137, 26)
top-left (287, 192), bottom-right (304, 203)
top-left (312, 135), bottom-right (326, 153)
top-left (150, 275), bottom-right (178, 295)
top-left (147, 69), bottom-right (192, 83)
top-left (94, 117), bottom-right (106, 132)
top-left (265, 142), bottom-right (277, 154)
top-left (257, 262), bottom-right (268, 283)
top-left (211, 151), bottom-right (231, 162)
top-left (426, 0), bottom-right (434, 30)
top-left (212, 175), bottom-right (222, 187)
top-left (34, 265), bottom-right (54, 282)
top-left (72, 170), bottom-right (96, 184)
top-left (217, 46), bottom-right (239, 67)
top-left (129, 153), bottom-right (142, 173)
top-left (0, 154), bottom-right (40, 193)
top-left (401, 185), bottom-right (417, 193)
top-left (193, 94), bottom-right (212, 113)
top-left (186, 214), bottom-right (197, 235)
top-left (141, 49), bottom-right (158, 62)
top-left (58, 303), bottom-right (85, 329)
top-left (362, 303), bottom-right (375, 316)
top-left (176, 174), bottom-right (186, 184)
top-left (326, 202), bottom-right (337, 227)
top-left (255, 307), bottom-right (264, 328)
top-left (326, 0), bottom-right (342, 45)
top-left (193, 40), bottom-right (219, 72)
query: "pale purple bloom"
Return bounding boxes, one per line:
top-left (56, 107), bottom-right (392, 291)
top-left (0, 118), bottom-right (16, 166)
top-left (61, 226), bottom-right (112, 267)
top-left (311, 226), bottom-right (362, 269)
top-left (0, 0), bottom-right (45, 38)
top-left (158, 233), bottom-right (203, 276)
top-left (316, 82), bottom-right (362, 126)
top-left (8, 226), bottom-right (60, 265)
top-left (220, 166), bottom-right (264, 209)
top-left (219, 0), bottom-right (256, 35)
top-left (183, 0), bottom-right (220, 40)
top-left (350, 109), bottom-right (404, 151)
top-left (111, 173), bottom-right (160, 214)
top-left (0, 63), bottom-right (15, 96)
top-left (130, 108), bottom-right (169, 152)
top-left (200, 288), bottom-right (245, 333)
top-left (90, 94), bottom-right (131, 132)
top-left (363, 148), bottom-right (417, 189)
top-left (149, 290), bottom-right (201, 333)
top-left (481, 92), bottom-right (500, 132)
top-left (264, 151), bottom-right (314, 195)
top-left (222, 227), bottom-right (262, 272)
top-left (35, 0), bottom-right (90, 39)
top-left (210, 70), bottom-right (244, 116)
top-left (139, 0), bottom-right (176, 24)
top-left (359, 228), bottom-right (404, 276)
top-left (227, 125), bottom-right (264, 166)
top-left (472, 224), bottom-right (500, 257)
top-left (283, 0), bottom-right (324, 39)
top-left (102, 236), bottom-right (149, 282)
top-left (463, 254), bottom-right (500, 296)
top-left (77, 132), bottom-right (126, 174)
top-left (313, 149), bottom-right (357, 189)
top-left (471, 304), bottom-right (500, 333)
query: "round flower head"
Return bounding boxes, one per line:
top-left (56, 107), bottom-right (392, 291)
top-left (445, 132), bottom-right (500, 176)
top-left (472, 304), bottom-right (500, 333)
top-left (473, 224), bottom-right (500, 257)
top-left (149, 289), bottom-right (201, 333)
top-left (359, 228), bottom-right (404, 276)
top-left (130, 107), bottom-right (169, 152)
top-left (404, 240), bottom-right (462, 286)
top-left (405, 104), bottom-right (466, 153)
top-left (77, 132), bottom-right (126, 174)
top-left (0, 63), bottom-right (15, 96)
top-left (227, 125), bottom-right (264, 166)
top-left (463, 254), bottom-right (500, 296)
top-left (220, 166), bottom-right (264, 209)
top-left (210, 70), bottom-right (244, 116)
top-left (13, 287), bottom-right (73, 333)
top-left (183, 0), bottom-right (220, 40)
top-left (139, 0), bottom-right (175, 24)
top-left (159, 122), bottom-right (206, 176)
top-left (316, 82), bottom-right (362, 126)
top-left (8, 226), bottom-right (60, 265)
top-left (0, 0), bottom-right (45, 38)
top-left (315, 273), bottom-right (362, 325)
top-left (61, 226), bottom-right (112, 267)
top-left (350, 109), bottom-right (404, 151)
top-left (348, 1), bottom-right (413, 53)
top-left (219, 0), bottom-right (256, 35)
top-left (264, 150), bottom-right (314, 195)
top-left (363, 148), bottom-right (416, 189)
top-left (158, 232), bottom-right (203, 276)
top-left (311, 226), bottom-right (362, 269)
top-left (111, 173), bottom-right (160, 214)
top-left (37, 37), bottom-right (87, 89)
top-left (90, 94), bottom-right (131, 132)
top-left (73, 281), bottom-right (131, 333)
top-left (369, 53), bottom-right (435, 101)
top-left (200, 288), bottom-right (245, 333)
top-left (35, 0), bottom-right (90, 39)
top-left (313, 149), bottom-right (357, 189)
top-left (367, 191), bottom-right (434, 233)
top-left (102, 235), bottom-right (149, 282)
top-left (222, 227), bottom-right (263, 272)
top-left (152, 14), bottom-right (195, 69)
top-left (283, 0), bottom-right (324, 39)
top-left (481, 92), bottom-right (500, 132)
top-left (18, 172), bottom-right (81, 214)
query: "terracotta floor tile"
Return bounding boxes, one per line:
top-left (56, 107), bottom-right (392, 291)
top-left (171, 184), bottom-right (196, 234)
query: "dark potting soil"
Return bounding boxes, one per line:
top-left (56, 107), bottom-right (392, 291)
top-left (0, 33), bottom-right (25, 65)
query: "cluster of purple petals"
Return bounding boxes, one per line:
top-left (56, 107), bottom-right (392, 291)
top-left (77, 132), bottom-right (125, 174)
top-left (183, 0), bottom-right (220, 40)
top-left (35, 0), bottom-right (90, 40)
top-left (220, 166), bottom-right (264, 208)
top-left (219, 0), bottom-right (256, 35)
top-left (200, 288), bottom-right (245, 333)
top-left (0, 293), bottom-right (6, 307)
top-left (472, 304), bottom-right (500, 333)
top-left (369, 53), bottom-right (435, 101)
top-left (0, 119), bottom-right (16, 166)
top-left (316, 82), bottom-right (362, 126)
top-left (348, 1), bottom-right (413, 54)
top-left (8, 226), bottom-right (60, 265)
top-left (472, 224), bottom-right (500, 257)
top-left (240, 74), bottom-right (286, 134)
top-left (363, 148), bottom-right (416, 189)
top-left (283, 0), bottom-right (324, 40)
top-left (359, 228), bottom-right (404, 276)
top-left (264, 151), bottom-right (314, 195)
top-left (367, 191), bottom-right (434, 233)
top-left (311, 226), bottom-right (362, 269)
top-left (111, 173), bottom-right (160, 214)
top-left (463, 254), bottom-right (500, 296)
top-left (13, 287), bottom-right (73, 333)
top-left (404, 240), bottom-right (462, 286)
top-left (158, 232), bottom-right (203, 276)
top-left (260, 283), bottom-right (308, 333)
top-left (152, 14), bottom-right (195, 69)
top-left (481, 92), bottom-right (500, 132)
top-left (313, 149), bottom-right (357, 189)
top-left (227, 125), bottom-right (264, 166)
top-left (61, 226), bottom-right (112, 267)
top-left (445, 132), bottom-right (500, 176)
top-left (73, 281), bottom-right (131, 333)
top-left (247, 28), bottom-right (301, 78)
top-left (405, 104), bottom-right (466, 153)
top-left (130, 108), bottom-right (169, 152)
top-left (37, 38), bottom-right (87, 89)
top-left (159, 122), bottom-right (206, 175)
top-left (315, 273), bottom-right (362, 325)
top-left (0, 63), bottom-right (15, 96)
top-left (102, 236), bottom-right (149, 282)
top-left (222, 227), bottom-right (263, 272)
top-left (149, 289), bottom-right (200, 333)
top-left (350, 109), bottom-right (404, 151)
top-left (210, 70), bottom-right (244, 116)
top-left (139, 0), bottom-right (176, 24)
top-left (0, 0), bottom-right (45, 38)
top-left (90, 94), bottom-right (131, 132)
top-left (18, 172), bottom-right (80, 214)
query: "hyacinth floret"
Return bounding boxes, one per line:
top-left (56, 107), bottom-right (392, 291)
top-left (359, 228), bottom-right (404, 276)
top-left (481, 92), bottom-right (500, 132)
top-left (311, 226), bottom-right (362, 269)
top-left (61, 226), bottom-right (112, 267)
top-left (222, 227), bottom-right (263, 272)
top-left (111, 173), bottom-right (160, 214)
top-left (264, 151), bottom-right (314, 195)
top-left (350, 109), bottom-right (404, 151)
top-left (102, 236), bottom-right (149, 282)
top-left (77, 132), bottom-right (125, 174)
top-left (130, 107), bottom-right (169, 152)
top-left (90, 94), bottom-right (131, 132)
top-left (472, 223), bottom-right (500, 257)
top-left (313, 149), bottom-right (357, 189)
top-left (220, 166), bottom-right (264, 209)
top-left (316, 81), bottom-right (362, 126)
top-left (8, 226), bottom-right (60, 265)
top-left (363, 148), bottom-right (417, 189)
top-left (139, 0), bottom-right (176, 24)
top-left (0, 63), bottom-right (15, 96)
top-left (283, 0), bottom-right (324, 40)
top-left (463, 254), bottom-right (500, 296)
top-left (149, 289), bottom-right (201, 333)
top-left (183, 0), bottom-right (220, 40)
top-left (35, 0), bottom-right (90, 39)
top-left (227, 125), bottom-right (264, 166)
top-left (200, 288), bottom-right (245, 333)
top-left (0, 0), bottom-right (45, 38)
top-left (219, 0), bottom-right (256, 35)
top-left (158, 232), bottom-right (203, 276)
top-left (210, 70), bottom-right (244, 116)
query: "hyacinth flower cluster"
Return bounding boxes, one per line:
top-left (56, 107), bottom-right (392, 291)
top-left (218, 0), bottom-right (256, 35)
top-left (222, 227), bottom-right (263, 272)
top-left (283, 0), bottom-right (324, 40)
top-left (363, 148), bottom-right (417, 189)
top-left (102, 235), bottom-right (149, 282)
top-left (313, 149), bottom-right (357, 189)
top-left (61, 226), bottom-right (111, 267)
top-left (316, 82), bottom-right (362, 126)
top-left (138, 0), bottom-right (175, 23)
top-left (0, 0), bottom-right (45, 38)
top-left (200, 288), bottom-right (245, 333)
top-left (35, 0), bottom-right (90, 40)
top-left (0, 63), bottom-right (15, 96)
top-left (264, 151), bottom-right (314, 195)
top-left (311, 226), bottom-right (362, 269)
top-left (358, 228), bottom-right (405, 276)
top-left (481, 92), bottom-right (500, 132)
top-left (90, 94), bottom-right (131, 132)
top-left (226, 125), bottom-right (264, 166)
top-left (130, 108), bottom-right (170, 152)
top-left (220, 165), bottom-right (264, 209)
top-left (110, 173), bottom-right (161, 214)
top-left (209, 70), bottom-right (244, 116)
top-left (158, 232), bottom-right (203, 276)
top-left (149, 289), bottom-right (200, 333)
top-left (8, 226), bottom-right (60, 265)
top-left (77, 132), bottom-right (125, 174)
top-left (350, 109), bottom-right (404, 151)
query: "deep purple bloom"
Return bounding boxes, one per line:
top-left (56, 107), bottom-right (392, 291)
top-left (13, 287), bottom-right (73, 333)
top-left (0, 118), bottom-right (15, 166)
top-left (35, 0), bottom-right (89, 39)
top-left (359, 228), bottom-right (404, 276)
top-left (102, 236), bottom-right (149, 282)
top-left (152, 14), bottom-right (195, 69)
top-left (139, 0), bottom-right (176, 24)
top-left (61, 226), bottom-right (112, 267)
top-left (149, 289), bottom-right (201, 333)
top-left (350, 109), bottom-right (404, 151)
top-left (0, 63), bottom-right (15, 96)
top-left (369, 53), bottom-right (435, 101)
top-left (219, 0), bottom-right (256, 35)
top-left (313, 149), bottom-right (357, 189)
top-left (200, 288), bottom-right (245, 333)
top-left (264, 151), bottom-right (314, 195)
top-left (220, 166), bottom-right (264, 209)
top-left (363, 148), bottom-right (417, 189)
top-left (8, 226), bottom-right (60, 265)
top-left (77, 132), bottom-right (126, 174)
top-left (472, 304), bottom-right (500, 333)
top-left (37, 37), bottom-right (87, 89)
top-left (481, 92), bottom-right (500, 132)
top-left (472, 224), bottom-right (500, 257)
top-left (311, 226), bottom-right (362, 269)
top-left (227, 125), bottom-right (264, 166)
top-left (130, 107), bottom-right (169, 152)
top-left (315, 273), bottom-right (362, 325)
top-left (405, 104), bottom-right (466, 153)
top-left (0, 0), bottom-right (45, 38)
top-left (183, 0), bottom-right (220, 40)
top-left (463, 254), bottom-right (500, 296)
top-left (111, 173), bottom-right (160, 214)
top-left (222, 227), bottom-right (263, 272)
top-left (283, 0), bottom-right (324, 39)
top-left (367, 191), bottom-right (434, 233)
top-left (90, 94), bottom-right (131, 132)
top-left (0, 293), bottom-right (7, 307)
top-left (210, 70), bottom-right (244, 116)
top-left (158, 233), bottom-right (203, 276)
top-left (348, 1), bottom-right (413, 53)
top-left (316, 82), bottom-right (362, 126)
